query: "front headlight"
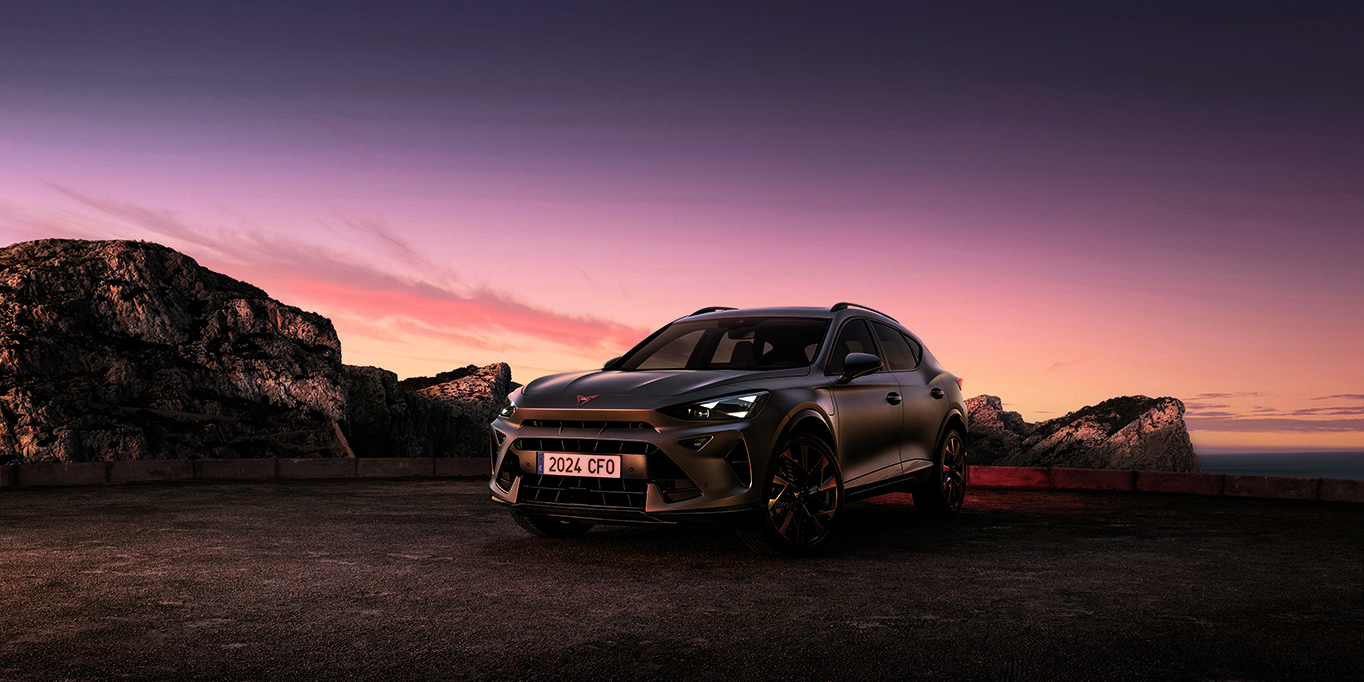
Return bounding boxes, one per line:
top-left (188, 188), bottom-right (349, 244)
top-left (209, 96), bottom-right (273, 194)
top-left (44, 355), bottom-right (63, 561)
top-left (660, 391), bottom-right (768, 421)
top-left (498, 396), bottom-right (517, 418)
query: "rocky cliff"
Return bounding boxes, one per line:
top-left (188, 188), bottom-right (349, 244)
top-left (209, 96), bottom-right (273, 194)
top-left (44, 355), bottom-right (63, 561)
top-left (0, 239), bottom-right (511, 464)
top-left (345, 362), bottom-right (511, 459)
top-left (966, 395), bottom-right (1201, 473)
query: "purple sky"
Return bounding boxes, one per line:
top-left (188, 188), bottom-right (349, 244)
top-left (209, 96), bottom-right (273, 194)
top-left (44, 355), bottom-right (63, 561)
top-left (2, 1), bottom-right (1362, 448)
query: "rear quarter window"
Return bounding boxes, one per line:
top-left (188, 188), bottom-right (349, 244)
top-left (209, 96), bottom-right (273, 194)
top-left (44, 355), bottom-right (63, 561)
top-left (871, 321), bottom-right (918, 371)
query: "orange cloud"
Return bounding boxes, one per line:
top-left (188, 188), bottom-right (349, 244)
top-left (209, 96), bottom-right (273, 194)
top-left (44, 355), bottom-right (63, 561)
top-left (287, 278), bottom-right (646, 357)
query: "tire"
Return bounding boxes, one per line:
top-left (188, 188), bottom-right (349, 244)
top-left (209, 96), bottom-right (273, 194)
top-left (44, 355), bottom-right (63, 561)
top-left (737, 434), bottom-right (844, 557)
top-left (913, 428), bottom-right (967, 517)
top-left (510, 509), bottom-right (594, 539)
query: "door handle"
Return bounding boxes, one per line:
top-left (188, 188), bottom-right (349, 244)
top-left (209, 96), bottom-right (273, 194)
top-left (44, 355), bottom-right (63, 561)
top-left (930, 387), bottom-right (945, 399)
top-left (886, 392), bottom-right (902, 405)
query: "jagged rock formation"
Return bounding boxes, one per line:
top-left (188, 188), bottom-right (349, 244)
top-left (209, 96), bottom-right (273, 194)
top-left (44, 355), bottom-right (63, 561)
top-left (0, 238), bottom-right (512, 464)
top-left (966, 395), bottom-right (1201, 472)
top-left (397, 364), bottom-right (484, 392)
top-left (345, 362), bottom-right (511, 459)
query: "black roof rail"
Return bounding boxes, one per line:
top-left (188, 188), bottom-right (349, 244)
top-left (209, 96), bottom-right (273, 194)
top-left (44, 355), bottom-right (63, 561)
top-left (688, 306), bottom-right (737, 317)
top-left (830, 302), bottom-right (898, 322)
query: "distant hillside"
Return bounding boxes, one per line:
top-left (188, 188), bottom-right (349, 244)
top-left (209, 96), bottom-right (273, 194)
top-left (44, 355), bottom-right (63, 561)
top-left (967, 395), bottom-right (1201, 472)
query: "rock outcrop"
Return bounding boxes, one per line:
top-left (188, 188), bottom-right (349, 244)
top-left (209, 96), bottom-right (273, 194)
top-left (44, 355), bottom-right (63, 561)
top-left (966, 395), bottom-right (1201, 472)
top-left (344, 362), bottom-right (511, 459)
top-left (0, 239), bottom-right (512, 464)
top-left (396, 364), bottom-right (485, 392)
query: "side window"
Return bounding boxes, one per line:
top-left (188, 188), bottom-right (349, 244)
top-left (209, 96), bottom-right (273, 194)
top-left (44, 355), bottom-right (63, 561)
top-left (901, 333), bottom-right (923, 366)
top-left (872, 322), bottom-right (917, 371)
top-left (826, 320), bottom-right (878, 375)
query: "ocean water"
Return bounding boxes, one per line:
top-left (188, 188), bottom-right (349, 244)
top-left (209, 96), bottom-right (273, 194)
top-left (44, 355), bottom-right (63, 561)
top-left (1197, 451), bottom-right (1364, 481)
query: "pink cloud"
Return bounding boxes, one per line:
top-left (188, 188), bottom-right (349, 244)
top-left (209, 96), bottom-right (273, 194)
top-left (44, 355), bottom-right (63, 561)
top-left (289, 278), bottom-right (645, 355)
top-left (3, 188), bottom-right (649, 362)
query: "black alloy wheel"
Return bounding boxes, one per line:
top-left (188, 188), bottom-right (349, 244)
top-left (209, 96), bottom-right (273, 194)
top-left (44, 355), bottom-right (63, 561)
top-left (738, 434), bottom-right (843, 556)
top-left (510, 509), bottom-right (595, 538)
top-left (913, 428), bottom-right (967, 517)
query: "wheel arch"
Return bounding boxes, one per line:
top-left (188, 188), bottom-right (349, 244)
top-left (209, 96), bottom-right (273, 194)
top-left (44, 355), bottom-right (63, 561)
top-left (937, 408), bottom-right (968, 452)
top-left (777, 408), bottom-right (837, 453)
top-left (934, 408), bottom-right (969, 484)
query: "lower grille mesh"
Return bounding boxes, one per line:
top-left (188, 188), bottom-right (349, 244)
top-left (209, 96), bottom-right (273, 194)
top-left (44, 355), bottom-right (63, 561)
top-left (519, 475), bottom-right (649, 509)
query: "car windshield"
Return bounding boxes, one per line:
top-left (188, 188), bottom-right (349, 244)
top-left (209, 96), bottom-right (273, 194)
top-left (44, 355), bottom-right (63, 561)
top-left (620, 317), bottom-right (829, 371)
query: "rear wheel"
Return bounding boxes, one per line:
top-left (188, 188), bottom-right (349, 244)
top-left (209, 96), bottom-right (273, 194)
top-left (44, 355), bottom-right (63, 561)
top-left (737, 434), bottom-right (843, 557)
top-left (510, 509), bottom-right (594, 538)
top-left (913, 428), bottom-right (967, 517)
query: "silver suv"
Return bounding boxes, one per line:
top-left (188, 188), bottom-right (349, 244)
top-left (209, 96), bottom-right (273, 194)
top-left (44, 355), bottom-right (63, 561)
top-left (489, 303), bottom-right (968, 555)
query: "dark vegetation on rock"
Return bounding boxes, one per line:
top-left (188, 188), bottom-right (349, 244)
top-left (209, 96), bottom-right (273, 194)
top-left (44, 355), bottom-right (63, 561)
top-left (396, 365), bottom-right (482, 392)
top-left (400, 365), bottom-right (521, 394)
top-left (966, 395), bottom-right (1201, 472)
top-left (0, 239), bottom-right (512, 464)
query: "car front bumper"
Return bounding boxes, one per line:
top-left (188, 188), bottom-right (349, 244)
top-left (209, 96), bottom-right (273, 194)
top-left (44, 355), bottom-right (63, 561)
top-left (488, 404), bottom-right (783, 525)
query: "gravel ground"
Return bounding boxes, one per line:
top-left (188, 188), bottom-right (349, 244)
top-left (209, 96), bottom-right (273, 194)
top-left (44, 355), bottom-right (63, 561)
top-left (3, 479), bottom-right (1362, 681)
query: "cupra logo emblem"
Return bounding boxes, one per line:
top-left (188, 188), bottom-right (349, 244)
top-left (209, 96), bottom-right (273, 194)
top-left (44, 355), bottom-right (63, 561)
top-left (576, 394), bottom-right (599, 406)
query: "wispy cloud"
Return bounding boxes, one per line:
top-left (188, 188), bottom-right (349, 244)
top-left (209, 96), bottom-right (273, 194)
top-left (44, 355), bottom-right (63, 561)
top-left (1184, 415), bottom-right (1364, 433)
top-left (1313, 394), bottom-right (1364, 401)
top-left (1184, 401), bottom-right (1230, 411)
top-left (1290, 406), bottom-right (1364, 416)
top-left (1045, 358), bottom-right (1087, 372)
top-left (3, 188), bottom-right (649, 362)
top-left (1180, 391), bottom-right (1364, 433)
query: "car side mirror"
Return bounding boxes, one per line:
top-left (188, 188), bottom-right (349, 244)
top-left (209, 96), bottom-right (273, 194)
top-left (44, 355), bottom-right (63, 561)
top-left (603, 356), bottom-right (623, 371)
top-left (838, 352), bottom-right (882, 384)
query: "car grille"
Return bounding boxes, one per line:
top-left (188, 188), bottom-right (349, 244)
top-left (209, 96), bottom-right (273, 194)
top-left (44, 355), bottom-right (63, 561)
top-left (518, 475), bottom-right (649, 509)
top-left (524, 420), bottom-right (654, 431)
top-left (512, 438), bottom-right (661, 456)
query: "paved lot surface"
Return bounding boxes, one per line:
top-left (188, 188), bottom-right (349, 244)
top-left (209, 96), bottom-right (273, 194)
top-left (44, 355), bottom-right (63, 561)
top-left (3, 479), bottom-right (1362, 681)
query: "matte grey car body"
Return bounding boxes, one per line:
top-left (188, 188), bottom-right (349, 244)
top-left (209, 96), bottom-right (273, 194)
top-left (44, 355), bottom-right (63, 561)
top-left (488, 303), bottom-right (968, 554)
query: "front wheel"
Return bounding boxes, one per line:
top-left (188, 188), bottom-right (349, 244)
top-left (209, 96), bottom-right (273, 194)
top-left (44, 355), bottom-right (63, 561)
top-left (737, 434), bottom-right (843, 557)
top-left (913, 428), bottom-right (967, 517)
top-left (510, 509), bottom-right (594, 538)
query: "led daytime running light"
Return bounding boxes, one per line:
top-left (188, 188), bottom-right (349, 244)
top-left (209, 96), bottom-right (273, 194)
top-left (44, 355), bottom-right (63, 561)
top-left (662, 391), bottom-right (768, 421)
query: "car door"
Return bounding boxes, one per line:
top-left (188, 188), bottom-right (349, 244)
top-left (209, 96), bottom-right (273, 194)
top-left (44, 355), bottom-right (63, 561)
top-left (825, 319), bottom-right (904, 488)
top-left (870, 322), bottom-right (941, 471)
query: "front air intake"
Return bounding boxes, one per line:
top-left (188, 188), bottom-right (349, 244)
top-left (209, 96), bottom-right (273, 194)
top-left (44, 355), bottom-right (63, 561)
top-left (494, 451), bottom-right (520, 493)
top-left (724, 441), bottom-right (752, 487)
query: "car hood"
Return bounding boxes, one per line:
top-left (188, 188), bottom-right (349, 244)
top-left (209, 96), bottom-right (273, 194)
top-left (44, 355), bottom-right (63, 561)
top-left (523, 368), bottom-right (803, 399)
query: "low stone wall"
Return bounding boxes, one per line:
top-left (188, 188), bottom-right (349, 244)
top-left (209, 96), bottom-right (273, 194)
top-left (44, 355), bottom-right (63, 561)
top-left (0, 458), bottom-right (487, 488)
top-left (970, 465), bottom-right (1364, 504)
top-left (2, 462), bottom-right (1360, 504)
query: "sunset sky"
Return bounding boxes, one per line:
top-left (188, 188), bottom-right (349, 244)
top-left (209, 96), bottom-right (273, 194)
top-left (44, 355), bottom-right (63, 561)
top-left (2, 1), bottom-right (1361, 449)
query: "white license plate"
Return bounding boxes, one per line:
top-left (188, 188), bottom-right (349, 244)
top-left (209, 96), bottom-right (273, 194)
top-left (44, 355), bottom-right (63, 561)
top-left (537, 452), bottom-right (621, 479)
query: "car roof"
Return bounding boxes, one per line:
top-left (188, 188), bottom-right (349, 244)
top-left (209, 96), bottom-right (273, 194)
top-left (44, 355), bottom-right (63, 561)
top-left (683, 306), bottom-right (832, 320)
top-left (679, 303), bottom-right (900, 326)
